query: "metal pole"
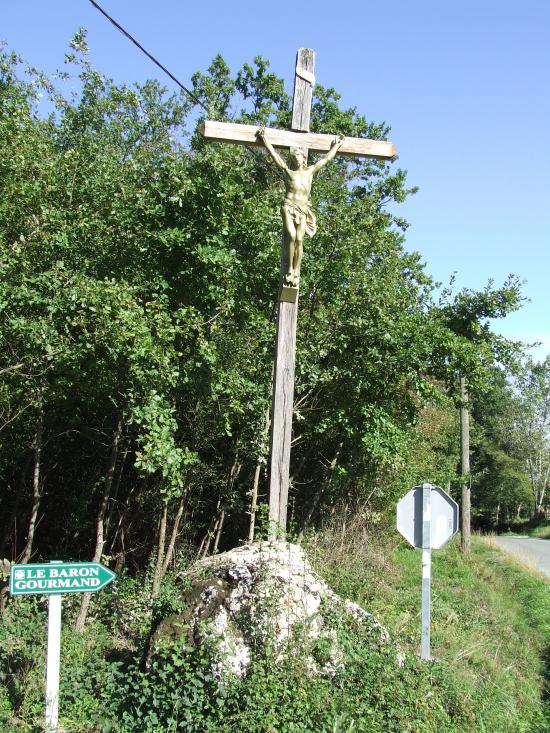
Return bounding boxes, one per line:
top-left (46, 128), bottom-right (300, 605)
top-left (45, 573), bottom-right (63, 733)
top-left (421, 483), bottom-right (432, 661)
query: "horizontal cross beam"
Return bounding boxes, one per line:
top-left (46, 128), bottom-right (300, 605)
top-left (199, 120), bottom-right (396, 160)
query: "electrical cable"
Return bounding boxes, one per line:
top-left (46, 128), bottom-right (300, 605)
top-left (88, 1), bottom-right (267, 169)
top-left (88, 0), bottom-right (207, 111)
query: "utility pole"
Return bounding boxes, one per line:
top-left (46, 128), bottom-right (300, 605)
top-left (460, 375), bottom-right (471, 553)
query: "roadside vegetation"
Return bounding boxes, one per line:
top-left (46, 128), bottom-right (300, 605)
top-left (311, 527), bottom-right (549, 733)
top-left (1, 34), bottom-right (544, 600)
top-left (1, 527), bottom-right (548, 732)
top-left (0, 30), bottom-right (549, 733)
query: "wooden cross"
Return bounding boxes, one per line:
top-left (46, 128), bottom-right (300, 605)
top-left (200, 49), bottom-right (397, 539)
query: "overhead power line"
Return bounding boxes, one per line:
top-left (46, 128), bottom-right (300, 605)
top-left (88, 0), bottom-right (207, 111)
top-left (88, 0), bottom-right (266, 169)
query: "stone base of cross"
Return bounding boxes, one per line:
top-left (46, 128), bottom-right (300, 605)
top-left (200, 49), bottom-right (396, 539)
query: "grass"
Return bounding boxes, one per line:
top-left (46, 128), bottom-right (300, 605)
top-left (307, 523), bottom-right (549, 733)
top-left (529, 524), bottom-right (550, 539)
top-left (1, 524), bottom-right (548, 732)
top-left (490, 520), bottom-right (550, 539)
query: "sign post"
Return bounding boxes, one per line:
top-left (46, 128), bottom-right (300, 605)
top-left (421, 484), bottom-right (432, 661)
top-left (9, 561), bottom-right (116, 733)
top-left (45, 590), bottom-right (62, 732)
top-left (396, 483), bottom-right (459, 660)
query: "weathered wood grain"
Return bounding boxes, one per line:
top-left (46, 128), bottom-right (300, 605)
top-left (268, 297), bottom-right (298, 535)
top-left (267, 50), bottom-right (317, 538)
top-left (292, 48), bottom-right (315, 132)
top-left (199, 120), bottom-right (396, 160)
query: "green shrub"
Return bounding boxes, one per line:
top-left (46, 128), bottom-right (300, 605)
top-left (102, 639), bottom-right (225, 733)
top-left (1, 532), bottom-right (548, 733)
top-left (0, 595), bottom-right (113, 732)
top-left (0, 596), bottom-right (48, 726)
top-left (101, 604), bottom-right (471, 733)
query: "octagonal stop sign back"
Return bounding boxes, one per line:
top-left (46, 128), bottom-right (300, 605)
top-left (396, 484), bottom-right (459, 549)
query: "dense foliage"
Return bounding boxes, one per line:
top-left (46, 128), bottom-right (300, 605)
top-left (472, 359), bottom-right (550, 526)
top-left (1, 34), bottom-right (543, 581)
top-left (1, 31), bottom-right (548, 733)
top-left (1, 530), bottom-right (547, 732)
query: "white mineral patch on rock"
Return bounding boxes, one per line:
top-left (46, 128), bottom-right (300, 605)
top-left (148, 541), bottom-right (395, 677)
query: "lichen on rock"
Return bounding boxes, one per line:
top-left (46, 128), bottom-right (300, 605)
top-left (146, 541), bottom-right (397, 678)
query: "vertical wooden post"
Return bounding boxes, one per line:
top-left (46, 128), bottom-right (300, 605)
top-left (460, 375), bottom-right (471, 553)
top-left (268, 49), bottom-right (315, 539)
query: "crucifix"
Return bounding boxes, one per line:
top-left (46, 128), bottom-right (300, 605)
top-left (200, 49), bottom-right (396, 539)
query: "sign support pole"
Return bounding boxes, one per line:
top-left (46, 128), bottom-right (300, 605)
top-left (397, 482), bottom-right (459, 660)
top-left (421, 483), bottom-right (432, 661)
top-left (9, 560), bottom-right (117, 733)
top-left (45, 592), bottom-right (62, 733)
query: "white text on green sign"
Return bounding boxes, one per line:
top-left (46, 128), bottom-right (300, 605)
top-left (10, 562), bottom-right (116, 596)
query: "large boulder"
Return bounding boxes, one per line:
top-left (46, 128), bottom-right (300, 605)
top-left (147, 541), bottom-right (396, 677)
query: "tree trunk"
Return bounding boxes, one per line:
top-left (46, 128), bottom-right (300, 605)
top-left (104, 446), bottom-right (128, 548)
top-left (536, 462), bottom-right (549, 514)
top-left (151, 501), bottom-right (168, 598)
top-left (107, 477), bottom-right (140, 570)
top-left (76, 414), bottom-right (122, 632)
top-left (212, 508), bottom-right (226, 555)
top-left (248, 405), bottom-right (271, 543)
top-left (208, 455), bottom-right (242, 554)
top-left (161, 495), bottom-right (186, 578)
top-left (0, 453), bottom-right (32, 560)
top-left (197, 485), bottom-right (233, 561)
top-left (21, 410), bottom-right (44, 564)
top-left (197, 514), bottom-right (218, 560)
top-left (248, 461), bottom-right (263, 543)
top-left (460, 375), bottom-right (471, 554)
top-left (151, 493), bottom-right (187, 597)
top-left (527, 455), bottom-right (536, 507)
top-left (298, 442), bottom-right (343, 542)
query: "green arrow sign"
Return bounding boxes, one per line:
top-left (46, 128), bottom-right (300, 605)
top-left (9, 562), bottom-right (116, 596)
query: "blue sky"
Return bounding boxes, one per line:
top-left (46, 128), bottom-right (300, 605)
top-left (2, 1), bottom-right (549, 359)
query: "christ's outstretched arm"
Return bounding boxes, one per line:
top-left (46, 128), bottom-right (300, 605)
top-left (310, 134), bottom-right (345, 173)
top-left (256, 127), bottom-right (287, 171)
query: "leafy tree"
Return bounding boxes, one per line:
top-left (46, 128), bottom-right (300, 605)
top-left (0, 36), bottom-right (526, 585)
top-left (433, 279), bottom-right (524, 550)
top-left (471, 368), bottom-right (532, 526)
top-left (513, 358), bottom-right (550, 516)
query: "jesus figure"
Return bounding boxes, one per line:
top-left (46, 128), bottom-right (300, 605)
top-left (256, 127), bottom-right (345, 287)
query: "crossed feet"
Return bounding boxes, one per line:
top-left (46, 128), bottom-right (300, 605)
top-left (283, 272), bottom-right (300, 288)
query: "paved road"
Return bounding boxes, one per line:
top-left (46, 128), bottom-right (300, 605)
top-left (489, 536), bottom-right (550, 579)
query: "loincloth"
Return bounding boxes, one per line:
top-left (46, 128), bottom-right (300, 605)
top-left (282, 199), bottom-right (317, 237)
